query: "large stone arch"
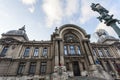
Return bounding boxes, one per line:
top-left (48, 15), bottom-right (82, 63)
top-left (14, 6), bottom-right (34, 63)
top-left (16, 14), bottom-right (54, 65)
top-left (59, 24), bottom-right (89, 40)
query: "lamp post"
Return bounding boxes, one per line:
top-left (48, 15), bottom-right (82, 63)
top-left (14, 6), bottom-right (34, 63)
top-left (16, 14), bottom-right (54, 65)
top-left (91, 3), bottom-right (120, 38)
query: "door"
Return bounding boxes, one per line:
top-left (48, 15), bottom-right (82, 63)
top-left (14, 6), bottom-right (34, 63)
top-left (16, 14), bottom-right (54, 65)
top-left (72, 61), bottom-right (81, 76)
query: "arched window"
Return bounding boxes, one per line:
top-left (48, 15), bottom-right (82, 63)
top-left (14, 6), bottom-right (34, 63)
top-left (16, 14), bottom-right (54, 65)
top-left (70, 45), bottom-right (75, 55)
top-left (64, 33), bottom-right (79, 43)
top-left (24, 47), bottom-right (30, 57)
top-left (43, 47), bottom-right (47, 56)
top-left (63, 33), bottom-right (82, 56)
top-left (33, 48), bottom-right (39, 56)
top-left (0, 46), bottom-right (9, 57)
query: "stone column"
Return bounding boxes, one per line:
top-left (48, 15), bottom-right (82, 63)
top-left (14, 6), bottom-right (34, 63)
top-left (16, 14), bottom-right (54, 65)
top-left (101, 61), bottom-right (107, 71)
top-left (60, 40), bottom-right (64, 66)
top-left (108, 60), bottom-right (119, 77)
top-left (88, 43), bottom-right (96, 64)
top-left (35, 61), bottom-right (40, 75)
top-left (39, 47), bottom-right (42, 58)
top-left (29, 46), bottom-right (34, 58)
top-left (47, 47), bottom-right (50, 58)
top-left (23, 62), bottom-right (30, 75)
top-left (55, 41), bottom-right (59, 66)
top-left (79, 62), bottom-right (82, 72)
top-left (83, 41), bottom-right (94, 65)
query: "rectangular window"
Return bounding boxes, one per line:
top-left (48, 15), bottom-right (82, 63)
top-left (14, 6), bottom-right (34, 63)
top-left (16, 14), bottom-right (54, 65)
top-left (29, 62), bottom-right (36, 74)
top-left (64, 46), bottom-right (67, 55)
top-left (24, 47), bottom-right (30, 57)
top-left (98, 48), bottom-right (104, 57)
top-left (70, 45), bottom-right (75, 55)
top-left (77, 46), bottom-right (81, 55)
top-left (43, 48), bottom-right (47, 56)
top-left (0, 47), bottom-right (8, 57)
top-left (17, 62), bottom-right (25, 75)
top-left (40, 62), bottom-right (47, 75)
top-left (104, 48), bottom-right (111, 57)
top-left (33, 48), bottom-right (39, 56)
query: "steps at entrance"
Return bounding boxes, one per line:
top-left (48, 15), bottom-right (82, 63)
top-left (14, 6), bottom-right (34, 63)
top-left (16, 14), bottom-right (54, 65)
top-left (68, 76), bottom-right (107, 80)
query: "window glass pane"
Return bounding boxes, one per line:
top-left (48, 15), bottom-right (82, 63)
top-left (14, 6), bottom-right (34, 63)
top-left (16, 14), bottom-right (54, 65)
top-left (24, 47), bottom-right (30, 57)
top-left (98, 48), bottom-right (103, 57)
top-left (40, 62), bottom-right (47, 74)
top-left (17, 62), bottom-right (25, 74)
top-left (0, 47), bottom-right (8, 57)
top-left (70, 45), bottom-right (75, 54)
top-left (29, 62), bottom-right (36, 74)
top-left (64, 46), bottom-right (67, 55)
top-left (34, 48), bottom-right (39, 56)
top-left (43, 48), bottom-right (47, 56)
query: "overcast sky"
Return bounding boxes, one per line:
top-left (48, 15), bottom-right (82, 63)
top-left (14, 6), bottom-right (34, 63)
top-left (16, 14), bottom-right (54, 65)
top-left (0, 0), bottom-right (120, 42)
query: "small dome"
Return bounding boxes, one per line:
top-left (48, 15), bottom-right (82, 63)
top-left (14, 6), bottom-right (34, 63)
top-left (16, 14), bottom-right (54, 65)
top-left (2, 26), bottom-right (29, 41)
top-left (6, 30), bottom-right (25, 35)
top-left (96, 29), bottom-right (116, 43)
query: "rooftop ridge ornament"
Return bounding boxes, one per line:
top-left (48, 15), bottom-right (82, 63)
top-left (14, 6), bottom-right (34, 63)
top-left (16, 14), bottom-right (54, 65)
top-left (19, 25), bottom-right (26, 32)
top-left (91, 3), bottom-right (120, 38)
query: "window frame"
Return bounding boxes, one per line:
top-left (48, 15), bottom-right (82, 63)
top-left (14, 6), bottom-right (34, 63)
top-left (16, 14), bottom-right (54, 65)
top-left (23, 47), bottom-right (30, 57)
top-left (17, 62), bottom-right (25, 75)
top-left (29, 62), bottom-right (36, 75)
top-left (33, 47), bottom-right (39, 57)
top-left (40, 62), bottom-right (47, 75)
top-left (0, 46), bottom-right (9, 57)
top-left (42, 48), bottom-right (47, 56)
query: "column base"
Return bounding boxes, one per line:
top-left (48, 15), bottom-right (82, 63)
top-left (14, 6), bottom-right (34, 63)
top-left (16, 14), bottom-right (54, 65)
top-left (88, 64), bottom-right (114, 80)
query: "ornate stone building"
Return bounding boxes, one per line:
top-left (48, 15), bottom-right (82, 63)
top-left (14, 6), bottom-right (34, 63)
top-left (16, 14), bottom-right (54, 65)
top-left (0, 24), bottom-right (120, 80)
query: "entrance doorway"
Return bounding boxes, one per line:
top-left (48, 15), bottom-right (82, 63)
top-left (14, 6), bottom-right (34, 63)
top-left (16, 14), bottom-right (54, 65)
top-left (72, 61), bottom-right (81, 76)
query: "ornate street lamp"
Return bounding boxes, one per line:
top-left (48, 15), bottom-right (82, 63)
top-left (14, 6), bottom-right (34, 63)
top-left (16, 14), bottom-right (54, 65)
top-left (91, 3), bottom-right (120, 38)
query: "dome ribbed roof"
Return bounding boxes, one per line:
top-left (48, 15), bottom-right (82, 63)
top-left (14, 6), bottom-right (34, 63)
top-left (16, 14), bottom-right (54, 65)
top-left (6, 30), bottom-right (25, 35)
top-left (2, 26), bottom-right (29, 41)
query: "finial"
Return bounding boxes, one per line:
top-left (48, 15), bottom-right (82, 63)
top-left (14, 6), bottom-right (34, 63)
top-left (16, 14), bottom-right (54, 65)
top-left (19, 25), bottom-right (26, 32)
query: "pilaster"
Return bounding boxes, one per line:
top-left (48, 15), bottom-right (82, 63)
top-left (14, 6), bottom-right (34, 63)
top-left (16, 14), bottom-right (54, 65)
top-left (35, 61), bottom-right (40, 75)
top-left (23, 61), bottom-right (30, 75)
top-left (83, 41), bottom-right (94, 65)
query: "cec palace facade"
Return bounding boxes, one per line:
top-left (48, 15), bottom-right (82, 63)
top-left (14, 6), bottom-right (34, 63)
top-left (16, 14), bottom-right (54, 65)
top-left (0, 24), bottom-right (120, 80)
